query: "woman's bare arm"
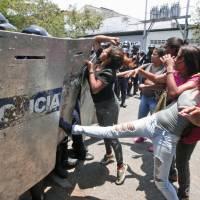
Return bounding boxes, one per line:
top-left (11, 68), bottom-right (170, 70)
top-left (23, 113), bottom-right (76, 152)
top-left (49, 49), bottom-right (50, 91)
top-left (93, 35), bottom-right (120, 51)
top-left (85, 60), bottom-right (106, 94)
top-left (138, 69), bottom-right (167, 83)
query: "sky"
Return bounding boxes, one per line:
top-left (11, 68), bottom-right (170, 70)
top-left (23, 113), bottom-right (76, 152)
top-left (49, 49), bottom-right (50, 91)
top-left (51, 0), bottom-right (198, 20)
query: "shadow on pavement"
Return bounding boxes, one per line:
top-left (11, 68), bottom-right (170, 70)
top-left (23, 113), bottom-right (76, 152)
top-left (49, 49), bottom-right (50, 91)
top-left (44, 161), bottom-right (115, 200)
top-left (120, 141), bottom-right (165, 200)
top-left (69, 161), bottom-right (115, 189)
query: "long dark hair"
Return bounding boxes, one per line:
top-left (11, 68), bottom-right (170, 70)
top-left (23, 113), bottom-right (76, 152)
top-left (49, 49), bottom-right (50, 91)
top-left (102, 45), bottom-right (124, 70)
top-left (154, 47), bottom-right (165, 57)
top-left (177, 45), bottom-right (200, 77)
top-left (165, 37), bottom-right (185, 56)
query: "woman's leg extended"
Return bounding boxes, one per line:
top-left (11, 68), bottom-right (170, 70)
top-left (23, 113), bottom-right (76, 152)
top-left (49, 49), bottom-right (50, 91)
top-left (153, 131), bottom-right (179, 200)
top-left (72, 115), bottom-right (155, 139)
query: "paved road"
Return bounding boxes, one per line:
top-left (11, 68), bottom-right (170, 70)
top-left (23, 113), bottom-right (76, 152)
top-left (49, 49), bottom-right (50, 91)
top-left (44, 95), bottom-right (200, 200)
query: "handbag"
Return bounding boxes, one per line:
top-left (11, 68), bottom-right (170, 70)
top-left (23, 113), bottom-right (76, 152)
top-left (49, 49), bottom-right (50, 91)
top-left (153, 90), bottom-right (167, 113)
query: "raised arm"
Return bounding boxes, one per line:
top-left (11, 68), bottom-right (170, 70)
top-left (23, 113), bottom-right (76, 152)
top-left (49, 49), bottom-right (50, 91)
top-left (161, 54), bottom-right (198, 99)
top-left (93, 35), bottom-right (120, 51)
top-left (119, 64), bottom-right (151, 78)
top-left (138, 68), bottom-right (167, 83)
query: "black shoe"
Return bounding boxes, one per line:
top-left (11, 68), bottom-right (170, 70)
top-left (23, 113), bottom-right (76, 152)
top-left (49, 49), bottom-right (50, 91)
top-left (55, 139), bottom-right (69, 179)
top-left (68, 149), bottom-right (94, 161)
top-left (30, 180), bottom-right (46, 200)
top-left (64, 157), bottom-right (79, 169)
top-left (169, 168), bottom-right (178, 183)
top-left (82, 152), bottom-right (94, 161)
top-left (120, 104), bottom-right (127, 108)
top-left (168, 174), bottom-right (178, 183)
top-left (59, 118), bottom-right (72, 134)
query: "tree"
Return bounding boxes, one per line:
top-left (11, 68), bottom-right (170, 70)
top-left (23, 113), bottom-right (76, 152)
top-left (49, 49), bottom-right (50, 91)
top-left (0, 1), bottom-right (103, 38)
top-left (65, 6), bottom-right (103, 38)
top-left (0, 0), bottom-right (65, 37)
top-left (193, 2), bottom-right (200, 42)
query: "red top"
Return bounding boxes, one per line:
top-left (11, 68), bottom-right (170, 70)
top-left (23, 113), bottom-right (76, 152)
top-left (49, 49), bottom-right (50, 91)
top-left (181, 127), bottom-right (200, 144)
top-left (180, 104), bottom-right (200, 144)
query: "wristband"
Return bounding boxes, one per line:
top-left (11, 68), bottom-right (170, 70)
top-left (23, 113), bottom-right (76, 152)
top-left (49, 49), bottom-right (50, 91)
top-left (166, 71), bottom-right (173, 75)
top-left (89, 71), bottom-right (94, 74)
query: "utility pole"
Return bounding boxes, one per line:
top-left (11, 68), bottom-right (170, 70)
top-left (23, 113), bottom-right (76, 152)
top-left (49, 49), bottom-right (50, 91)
top-left (143, 0), bottom-right (148, 51)
top-left (184, 0), bottom-right (190, 40)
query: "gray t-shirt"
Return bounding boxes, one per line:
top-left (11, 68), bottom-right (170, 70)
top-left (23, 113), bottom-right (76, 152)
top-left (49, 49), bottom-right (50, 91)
top-left (141, 63), bottom-right (165, 97)
top-left (155, 88), bottom-right (200, 137)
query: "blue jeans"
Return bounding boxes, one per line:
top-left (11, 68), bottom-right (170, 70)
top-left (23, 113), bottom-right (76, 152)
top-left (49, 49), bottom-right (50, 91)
top-left (138, 94), bottom-right (157, 119)
top-left (72, 115), bottom-right (180, 200)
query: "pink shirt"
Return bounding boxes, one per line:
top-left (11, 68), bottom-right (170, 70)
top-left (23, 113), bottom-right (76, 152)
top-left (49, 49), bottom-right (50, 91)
top-left (173, 71), bottom-right (200, 86)
top-left (181, 104), bottom-right (200, 144)
top-left (174, 71), bottom-right (200, 144)
top-left (173, 71), bottom-right (186, 86)
top-left (181, 127), bottom-right (200, 144)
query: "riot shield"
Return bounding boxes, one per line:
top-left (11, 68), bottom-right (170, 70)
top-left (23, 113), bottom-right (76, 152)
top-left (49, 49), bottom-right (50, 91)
top-left (0, 31), bottom-right (94, 199)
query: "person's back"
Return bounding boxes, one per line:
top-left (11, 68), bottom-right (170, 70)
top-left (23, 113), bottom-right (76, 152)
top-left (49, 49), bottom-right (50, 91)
top-left (155, 88), bottom-right (200, 136)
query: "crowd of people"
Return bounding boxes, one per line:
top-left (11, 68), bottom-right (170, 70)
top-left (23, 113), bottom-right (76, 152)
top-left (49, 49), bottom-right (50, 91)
top-left (59, 35), bottom-right (200, 200)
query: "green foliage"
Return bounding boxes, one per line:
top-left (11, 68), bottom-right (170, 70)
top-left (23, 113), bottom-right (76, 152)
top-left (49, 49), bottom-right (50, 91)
top-left (193, 2), bottom-right (200, 42)
top-left (65, 6), bottom-right (103, 38)
top-left (0, 0), bottom-right (103, 38)
top-left (0, 0), bottom-right (65, 37)
top-left (0, 0), bottom-right (10, 16)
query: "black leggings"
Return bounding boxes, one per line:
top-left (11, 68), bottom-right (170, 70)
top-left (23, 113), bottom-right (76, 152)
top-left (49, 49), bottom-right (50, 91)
top-left (95, 98), bottom-right (123, 166)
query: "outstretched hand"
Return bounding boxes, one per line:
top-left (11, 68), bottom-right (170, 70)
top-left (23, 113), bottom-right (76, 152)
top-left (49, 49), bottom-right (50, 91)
top-left (109, 37), bottom-right (120, 46)
top-left (125, 68), bottom-right (140, 78)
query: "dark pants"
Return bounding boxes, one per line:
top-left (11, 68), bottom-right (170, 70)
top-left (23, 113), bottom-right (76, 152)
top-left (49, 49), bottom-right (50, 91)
top-left (95, 98), bottom-right (123, 167)
top-left (72, 134), bottom-right (87, 159)
top-left (118, 77), bottom-right (128, 105)
top-left (133, 75), bottom-right (139, 95)
top-left (114, 77), bottom-right (120, 98)
top-left (127, 76), bottom-right (138, 95)
top-left (71, 108), bottom-right (87, 159)
top-left (176, 141), bottom-right (197, 198)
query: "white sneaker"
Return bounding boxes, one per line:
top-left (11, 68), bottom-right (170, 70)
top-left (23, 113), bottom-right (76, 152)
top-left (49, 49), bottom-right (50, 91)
top-left (115, 164), bottom-right (128, 185)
